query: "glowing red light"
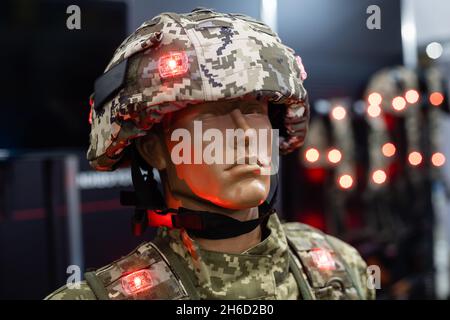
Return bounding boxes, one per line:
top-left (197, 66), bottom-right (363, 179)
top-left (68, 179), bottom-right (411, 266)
top-left (368, 92), bottom-right (382, 105)
top-left (310, 248), bottom-right (336, 270)
top-left (430, 92), bottom-right (444, 106)
top-left (147, 210), bottom-right (175, 228)
top-left (405, 89), bottom-right (419, 104)
top-left (408, 151), bottom-right (422, 166)
top-left (158, 52), bottom-right (189, 79)
top-left (338, 174), bottom-right (353, 189)
top-left (432, 152), bottom-right (446, 167)
top-left (301, 211), bottom-right (326, 230)
top-left (382, 143), bottom-right (396, 157)
top-left (121, 270), bottom-right (153, 295)
top-left (392, 96), bottom-right (407, 111)
top-left (305, 168), bottom-right (326, 183)
top-left (305, 148), bottom-right (320, 163)
top-left (134, 276), bottom-right (142, 287)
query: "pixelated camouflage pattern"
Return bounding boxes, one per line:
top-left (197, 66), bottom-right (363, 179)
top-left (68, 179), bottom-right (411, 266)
top-left (157, 212), bottom-right (299, 299)
top-left (44, 281), bottom-right (96, 300)
top-left (283, 222), bottom-right (375, 300)
top-left (92, 242), bottom-right (189, 300)
top-left (329, 236), bottom-right (376, 300)
top-left (88, 8), bottom-right (309, 171)
top-left (46, 243), bottom-right (189, 300)
top-left (45, 213), bottom-right (373, 300)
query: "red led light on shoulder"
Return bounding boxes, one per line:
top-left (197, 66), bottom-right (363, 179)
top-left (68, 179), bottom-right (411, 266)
top-left (310, 247), bottom-right (336, 270)
top-left (158, 51), bottom-right (189, 79)
top-left (121, 269), bottom-right (153, 295)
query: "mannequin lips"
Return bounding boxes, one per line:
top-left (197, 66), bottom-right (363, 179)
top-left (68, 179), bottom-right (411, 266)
top-left (225, 155), bottom-right (270, 175)
top-left (226, 163), bottom-right (262, 175)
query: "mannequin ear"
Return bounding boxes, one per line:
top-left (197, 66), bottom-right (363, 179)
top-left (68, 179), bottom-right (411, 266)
top-left (136, 132), bottom-right (167, 170)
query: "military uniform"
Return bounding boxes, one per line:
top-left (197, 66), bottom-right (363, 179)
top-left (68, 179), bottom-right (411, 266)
top-left (46, 213), bottom-right (374, 300)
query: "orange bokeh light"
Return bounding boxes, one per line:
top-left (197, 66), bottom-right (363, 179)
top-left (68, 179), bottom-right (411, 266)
top-left (382, 143), bottom-right (396, 157)
top-left (367, 104), bottom-right (381, 118)
top-left (430, 92), bottom-right (444, 106)
top-left (405, 89), bottom-right (420, 104)
top-left (327, 149), bottom-right (342, 164)
top-left (368, 92), bottom-right (382, 105)
top-left (392, 96), bottom-right (407, 111)
top-left (372, 170), bottom-right (387, 184)
top-left (305, 148), bottom-right (320, 163)
top-left (432, 152), bottom-right (446, 167)
top-left (408, 151), bottom-right (422, 166)
top-left (338, 174), bottom-right (353, 189)
top-left (331, 106), bottom-right (346, 120)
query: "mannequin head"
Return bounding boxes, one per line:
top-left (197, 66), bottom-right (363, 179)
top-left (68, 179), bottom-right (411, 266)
top-left (136, 99), bottom-right (273, 212)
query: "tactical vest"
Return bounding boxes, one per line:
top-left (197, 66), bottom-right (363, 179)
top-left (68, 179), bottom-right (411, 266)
top-left (84, 222), bottom-right (365, 300)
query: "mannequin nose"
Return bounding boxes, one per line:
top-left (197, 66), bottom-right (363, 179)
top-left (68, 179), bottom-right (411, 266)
top-left (229, 108), bottom-right (255, 148)
top-left (230, 108), bottom-right (249, 129)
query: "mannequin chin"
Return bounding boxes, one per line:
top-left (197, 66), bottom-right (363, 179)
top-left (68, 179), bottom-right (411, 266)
top-left (186, 172), bottom-right (270, 210)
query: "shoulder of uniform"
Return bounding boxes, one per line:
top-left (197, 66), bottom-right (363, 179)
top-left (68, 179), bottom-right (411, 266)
top-left (282, 221), bottom-right (360, 259)
top-left (83, 241), bottom-right (189, 300)
top-left (282, 220), bottom-right (320, 233)
top-left (281, 220), bottom-right (327, 246)
top-left (282, 221), bottom-right (375, 300)
top-left (325, 235), bottom-right (365, 268)
top-left (44, 281), bottom-right (96, 300)
top-left (325, 235), bottom-right (376, 300)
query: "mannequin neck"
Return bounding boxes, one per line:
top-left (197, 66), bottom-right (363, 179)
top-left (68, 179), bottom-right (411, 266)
top-left (163, 183), bottom-right (263, 254)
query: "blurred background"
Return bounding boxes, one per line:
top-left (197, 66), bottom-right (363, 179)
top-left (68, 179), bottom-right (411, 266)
top-left (0, 0), bottom-right (449, 299)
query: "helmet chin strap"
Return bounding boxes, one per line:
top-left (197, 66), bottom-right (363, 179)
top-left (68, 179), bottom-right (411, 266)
top-left (120, 146), bottom-right (278, 239)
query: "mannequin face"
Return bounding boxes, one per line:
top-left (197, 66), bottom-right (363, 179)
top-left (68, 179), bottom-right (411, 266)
top-left (137, 99), bottom-right (273, 211)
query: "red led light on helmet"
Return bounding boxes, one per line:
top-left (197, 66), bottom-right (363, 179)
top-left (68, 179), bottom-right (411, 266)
top-left (121, 269), bottom-right (153, 295)
top-left (310, 248), bottom-right (336, 270)
top-left (158, 52), bottom-right (189, 79)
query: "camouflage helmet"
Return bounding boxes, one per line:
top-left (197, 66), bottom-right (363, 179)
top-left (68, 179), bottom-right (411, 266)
top-left (88, 8), bottom-right (309, 171)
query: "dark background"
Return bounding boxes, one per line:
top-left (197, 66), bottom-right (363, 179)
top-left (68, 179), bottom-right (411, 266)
top-left (2, 0), bottom-right (440, 300)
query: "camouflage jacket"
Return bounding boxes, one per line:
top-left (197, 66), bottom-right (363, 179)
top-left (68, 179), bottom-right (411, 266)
top-left (45, 213), bottom-right (375, 300)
